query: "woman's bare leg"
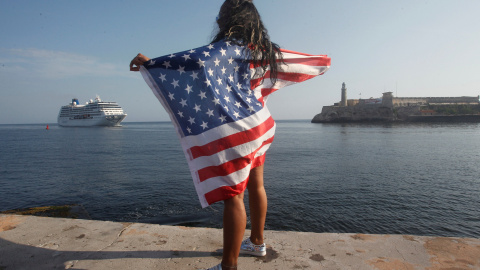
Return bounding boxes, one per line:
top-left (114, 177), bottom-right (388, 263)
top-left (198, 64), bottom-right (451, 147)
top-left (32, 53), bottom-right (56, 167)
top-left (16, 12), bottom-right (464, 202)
top-left (221, 164), bottom-right (267, 267)
top-left (247, 164), bottom-right (267, 245)
top-left (222, 192), bottom-right (246, 268)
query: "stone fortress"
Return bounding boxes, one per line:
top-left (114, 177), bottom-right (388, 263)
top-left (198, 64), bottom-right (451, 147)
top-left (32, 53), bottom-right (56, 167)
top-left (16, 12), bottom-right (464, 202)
top-left (312, 83), bottom-right (480, 123)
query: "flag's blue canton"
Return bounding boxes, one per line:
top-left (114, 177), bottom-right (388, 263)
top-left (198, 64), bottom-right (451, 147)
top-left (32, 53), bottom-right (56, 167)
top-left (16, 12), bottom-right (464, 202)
top-left (145, 41), bottom-right (263, 137)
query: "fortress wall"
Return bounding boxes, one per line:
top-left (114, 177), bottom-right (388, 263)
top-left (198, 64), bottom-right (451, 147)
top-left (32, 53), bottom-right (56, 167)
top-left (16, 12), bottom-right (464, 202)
top-left (427, 96), bottom-right (479, 104)
top-left (392, 96), bottom-right (479, 106)
top-left (393, 98), bottom-right (427, 107)
top-left (347, 99), bottom-right (359, 106)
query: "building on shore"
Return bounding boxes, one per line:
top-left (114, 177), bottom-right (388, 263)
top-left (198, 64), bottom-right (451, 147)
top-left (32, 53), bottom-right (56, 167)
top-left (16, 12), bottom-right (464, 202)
top-left (312, 83), bottom-right (480, 123)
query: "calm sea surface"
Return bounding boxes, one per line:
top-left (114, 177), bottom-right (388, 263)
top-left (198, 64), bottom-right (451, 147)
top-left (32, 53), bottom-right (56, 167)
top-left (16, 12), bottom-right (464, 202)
top-left (1, 121), bottom-right (479, 238)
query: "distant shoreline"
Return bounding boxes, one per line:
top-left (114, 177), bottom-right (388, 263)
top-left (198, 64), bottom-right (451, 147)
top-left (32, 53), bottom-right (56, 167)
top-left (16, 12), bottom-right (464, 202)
top-left (312, 114), bottom-right (480, 124)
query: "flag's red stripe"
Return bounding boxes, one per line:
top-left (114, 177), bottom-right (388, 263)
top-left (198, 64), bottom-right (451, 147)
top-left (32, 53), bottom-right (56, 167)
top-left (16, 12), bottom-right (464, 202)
top-left (280, 57), bottom-right (331, 66)
top-left (252, 153), bottom-right (266, 168)
top-left (261, 88), bottom-right (279, 97)
top-left (205, 179), bottom-right (248, 205)
top-left (197, 136), bottom-right (274, 182)
top-left (257, 96), bottom-right (265, 106)
top-left (199, 156), bottom-right (250, 181)
top-left (250, 57), bottom-right (330, 67)
top-left (203, 145), bottom-right (270, 205)
top-left (189, 116), bottom-right (275, 159)
top-left (250, 71), bottom-right (318, 89)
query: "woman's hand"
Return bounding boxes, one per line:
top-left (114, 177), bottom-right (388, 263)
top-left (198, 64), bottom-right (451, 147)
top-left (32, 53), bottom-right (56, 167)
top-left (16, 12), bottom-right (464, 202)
top-left (130, 53), bottom-right (151, 71)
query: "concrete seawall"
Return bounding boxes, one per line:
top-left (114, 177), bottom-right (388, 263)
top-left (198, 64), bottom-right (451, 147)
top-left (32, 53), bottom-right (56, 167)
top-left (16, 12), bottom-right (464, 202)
top-left (1, 214), bottom-right (479, 269)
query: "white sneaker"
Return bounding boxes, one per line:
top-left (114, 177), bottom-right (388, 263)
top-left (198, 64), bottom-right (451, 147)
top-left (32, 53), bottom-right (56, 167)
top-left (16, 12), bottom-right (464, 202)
top-left (202, 263), bottom-right (222, 270)
top-left (240, 238), bottom-right (266, 256)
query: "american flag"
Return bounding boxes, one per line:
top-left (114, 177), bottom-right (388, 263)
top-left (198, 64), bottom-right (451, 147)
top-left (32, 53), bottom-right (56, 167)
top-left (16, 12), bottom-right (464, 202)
top-left (140, 40), bottom-right (330, 207)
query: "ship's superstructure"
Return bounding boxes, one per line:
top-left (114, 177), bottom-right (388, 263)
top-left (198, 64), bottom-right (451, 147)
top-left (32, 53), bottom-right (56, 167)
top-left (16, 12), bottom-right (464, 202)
top-left (57, 96), bottom-right (127, 127)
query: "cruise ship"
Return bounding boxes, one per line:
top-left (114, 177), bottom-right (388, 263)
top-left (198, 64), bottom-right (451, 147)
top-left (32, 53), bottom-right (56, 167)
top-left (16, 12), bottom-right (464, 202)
top-left (57, 96), bottom-right (127, 127)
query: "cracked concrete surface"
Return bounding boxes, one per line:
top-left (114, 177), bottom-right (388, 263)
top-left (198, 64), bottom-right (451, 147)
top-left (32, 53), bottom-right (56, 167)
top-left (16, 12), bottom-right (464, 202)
top-left (1, 214), bottom-right (479, 270)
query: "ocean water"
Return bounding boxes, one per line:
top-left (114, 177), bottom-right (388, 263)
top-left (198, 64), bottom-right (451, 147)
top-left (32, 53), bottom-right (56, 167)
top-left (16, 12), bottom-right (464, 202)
top-left (1, 121), bottom-right (479, 238)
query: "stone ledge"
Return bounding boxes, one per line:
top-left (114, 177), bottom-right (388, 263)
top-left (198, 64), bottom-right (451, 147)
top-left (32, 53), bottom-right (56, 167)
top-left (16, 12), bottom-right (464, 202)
top-left (1, 214), bottom-right (479, 270)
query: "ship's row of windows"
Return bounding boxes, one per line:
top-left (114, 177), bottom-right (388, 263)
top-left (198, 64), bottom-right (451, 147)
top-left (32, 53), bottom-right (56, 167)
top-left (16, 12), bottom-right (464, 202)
top-left (60, 109), bottom-right (124, 113)
top-left (59, 111), bottom-right (124, 117)
top-left (61, 105), bottom-right (122, 110)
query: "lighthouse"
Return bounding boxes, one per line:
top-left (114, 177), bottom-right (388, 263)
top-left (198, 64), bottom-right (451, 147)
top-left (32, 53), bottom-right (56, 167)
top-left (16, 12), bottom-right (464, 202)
top-left (341, 82), bottom-right (347, 107)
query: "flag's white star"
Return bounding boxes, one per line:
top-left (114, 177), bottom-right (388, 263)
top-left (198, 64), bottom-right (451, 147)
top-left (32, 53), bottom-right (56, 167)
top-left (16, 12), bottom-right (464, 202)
top-left (247, 90), bottom-right (253, 96)
top-left (190, 71), bottom-right (199, 80)
top-left (246, 97), bottom-right (252, 103)
top-left (228, 57), bottom-right (234, 64)
top-left (212, 97), bottom-right (221, 105)
top-left (187, 127), bottom-right (192, 133)
top-left (217, 77), bottom-right (223, 85)
top-left (225, 41), bottom-right (232, 46)
top-left (163, 61), bottom-right (171, 69)
top-left (223, 105), bottom-right (229, 112)
top-left (234, 66), bottom-right (240, 72)
top-left (226, 85), bottom-right (233, 92)
top-left (168, 92), bottom-right (175, 100)
top-left (214, 88), bottom-right (220, 95)
top-left (168, 54), bottom-right (176, 58)
top-left (206, 109), bottom-right (214, 117)
top-left (224, 96), bottom-right (230, 103)
top-left (188, 49), bottom-right (196, 53)
top-left (204, 79), bottom-right (211, 86)
top-left (220, 48), bottom-right (227, 56)
top-left (185, 84), bottom-right (193, 94)
top-left (177, 111), bottom-right (184, 118)
top-left (234, 47), bottom-right (241, 56)
top-left (208, 68), bottom-right (214, 76)
top-left (248, 106), bottom-right (255, 113)
top-left (221, 66), bottom-right (227, 74)
top-left (198, 91), bottom-right (207, 99)
top-left (219, 114), bottom-right (227, 122)
top-left (234, 101), bottom-right (242, 108)
top-left (148, 60), bottom-right (156, 65)
top-left (182, 54), bottom-right (191, 61)
top-left (197, 59), bottom-right (205, 68)
top-left (193, 104), bottom-right (201, 113)
top-left (200, 121), bottom-right (208, 130)
top-left (214, 58), bottom-right (220, 66)
top-left (233, 111), bottom-right (240, 118)
top-left (236, 82), bottom-right (242, 89)
top-left (228, 74), bottom-right (234, 82)
top-left (177, 65), bottom-right (186, 75)
top-left (242, 72), bottom-right (249, 80)
top-left (188, 117), bottom-right (195, 125)
top-left (202, 51), bottom-right (211, 57)
top-left (171, 79), bottom-right (179, 88)
top-left (159, 73), bottom-right (167, 82)
top-left (179, 99), bottom-right (188, 107)
top-left (207, 44), bottom-right (215, 50)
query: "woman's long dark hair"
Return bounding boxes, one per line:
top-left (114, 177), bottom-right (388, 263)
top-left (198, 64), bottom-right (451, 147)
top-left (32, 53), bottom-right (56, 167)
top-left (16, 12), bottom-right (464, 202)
top-left (212, 0), bottom-right (283, 85)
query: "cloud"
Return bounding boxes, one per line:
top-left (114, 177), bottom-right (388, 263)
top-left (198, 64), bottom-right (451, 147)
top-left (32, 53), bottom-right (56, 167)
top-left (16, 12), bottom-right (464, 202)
top-left (0, 48), bottom-right (135, 79)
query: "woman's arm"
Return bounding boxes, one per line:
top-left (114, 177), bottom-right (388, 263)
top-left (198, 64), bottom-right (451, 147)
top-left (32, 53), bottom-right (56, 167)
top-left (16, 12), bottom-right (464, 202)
top-left (129, 53), bottom-right (150, 71)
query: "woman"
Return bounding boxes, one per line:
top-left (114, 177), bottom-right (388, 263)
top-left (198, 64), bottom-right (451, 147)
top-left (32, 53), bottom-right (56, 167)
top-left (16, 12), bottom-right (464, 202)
top-left (130, 1), bottom-right (330, 269)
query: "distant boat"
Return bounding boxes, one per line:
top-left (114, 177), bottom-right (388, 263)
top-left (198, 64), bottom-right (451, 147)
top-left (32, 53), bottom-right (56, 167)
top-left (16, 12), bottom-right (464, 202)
top-left (57, 96), bottom-right (127, 127)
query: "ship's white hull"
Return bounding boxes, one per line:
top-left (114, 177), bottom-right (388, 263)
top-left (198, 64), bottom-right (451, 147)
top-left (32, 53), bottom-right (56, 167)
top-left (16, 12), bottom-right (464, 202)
top-left (58, 114), bottom-right (127, 127)
top-left (58, 96), bottom-right (127, 127)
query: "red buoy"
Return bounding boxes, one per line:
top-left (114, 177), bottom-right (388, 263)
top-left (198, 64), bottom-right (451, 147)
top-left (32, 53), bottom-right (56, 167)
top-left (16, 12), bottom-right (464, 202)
top-left (46, 125), bottom-right (49, 130)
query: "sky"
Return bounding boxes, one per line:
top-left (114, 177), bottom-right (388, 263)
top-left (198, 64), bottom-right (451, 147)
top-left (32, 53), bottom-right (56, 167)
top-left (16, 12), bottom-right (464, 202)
top-left (1, 0), bottom-right (479, 124)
